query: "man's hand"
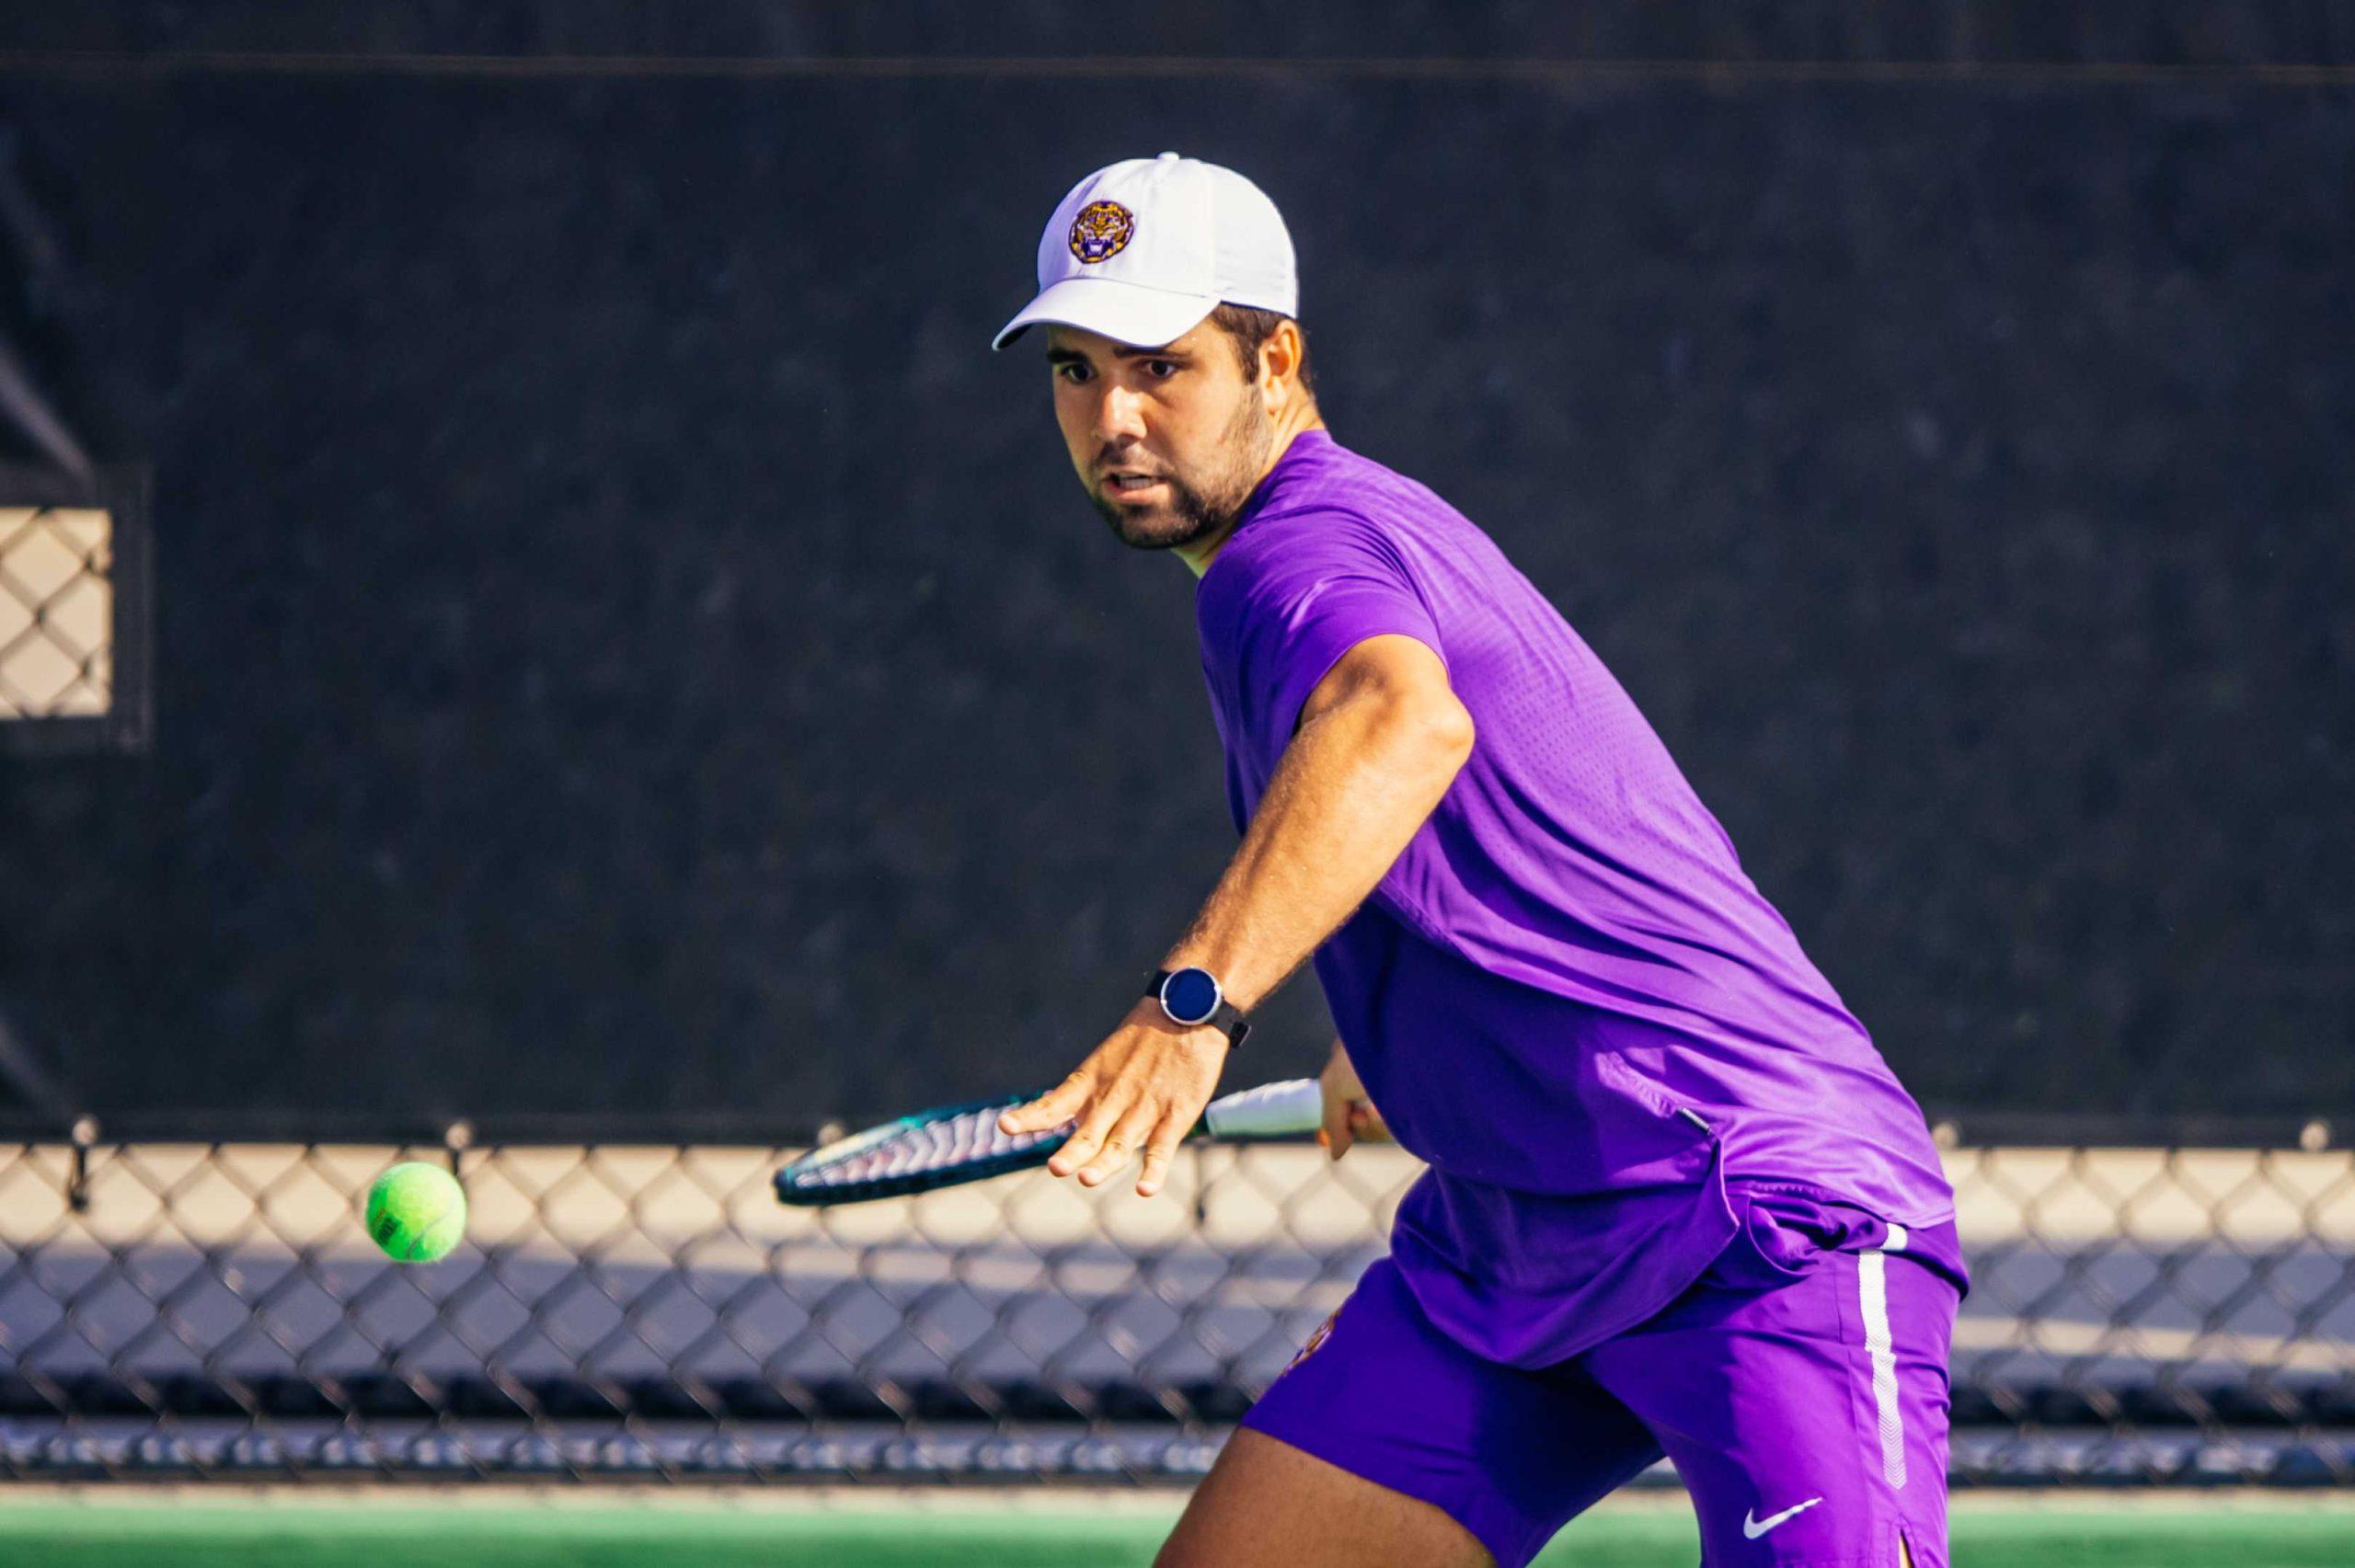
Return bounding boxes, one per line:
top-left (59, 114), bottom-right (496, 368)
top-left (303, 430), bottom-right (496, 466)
top-left (998, 999), bottom-right (1229, 1198)
top-left (1316, 1035), bottom-right (1390, 1161)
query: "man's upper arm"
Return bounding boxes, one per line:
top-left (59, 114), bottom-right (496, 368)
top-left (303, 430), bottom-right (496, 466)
top-left (1293, 633), bottom-right (1473, 748)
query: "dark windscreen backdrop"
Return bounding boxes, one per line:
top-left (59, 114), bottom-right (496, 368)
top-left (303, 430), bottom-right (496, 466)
top-left (0, 8), bottom-right (2349, 1133)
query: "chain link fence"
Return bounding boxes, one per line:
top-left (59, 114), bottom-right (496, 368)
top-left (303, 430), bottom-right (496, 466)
top-left (0, 504), bottom-right (112, 722)
top-left (2, 1129), bottom-right (2352, 1486)
top-left (0, 471), bottom-right (149, 753)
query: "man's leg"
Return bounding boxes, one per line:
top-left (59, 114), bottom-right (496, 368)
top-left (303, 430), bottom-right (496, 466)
top-left (1579, 1244), bottom-right (1960, 1567)
top-left (1155, 1428), bottom-right (1495, 1568)
top-left (1173, 1258), bottom-right (1665, 1568)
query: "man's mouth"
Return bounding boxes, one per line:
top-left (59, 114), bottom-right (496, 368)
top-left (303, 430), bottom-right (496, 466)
top-left (1102, 470), bottom-right (1167, 498)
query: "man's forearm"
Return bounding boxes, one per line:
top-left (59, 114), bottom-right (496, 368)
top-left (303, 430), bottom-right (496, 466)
top-left (1001, 643), bottom-right (1468, 1196)
top-left (1162, 686), bottom-right (1473, 1012)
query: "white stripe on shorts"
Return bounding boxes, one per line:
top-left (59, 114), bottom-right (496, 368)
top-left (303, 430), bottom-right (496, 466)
top-left (1858, 1247), bottom-right (1907, 1489)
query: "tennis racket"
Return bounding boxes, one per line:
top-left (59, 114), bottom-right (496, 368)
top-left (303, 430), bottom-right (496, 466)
top-left (773, 1078), bottom-right (1324, 1207)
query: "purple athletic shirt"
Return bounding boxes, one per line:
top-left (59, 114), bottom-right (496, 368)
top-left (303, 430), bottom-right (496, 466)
top-left (1194, 429), bottom-right (1965, 1369)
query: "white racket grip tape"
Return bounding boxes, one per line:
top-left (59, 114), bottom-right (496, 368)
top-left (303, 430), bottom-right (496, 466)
top-left (1200, 1078), bottom-right (1325, 1140)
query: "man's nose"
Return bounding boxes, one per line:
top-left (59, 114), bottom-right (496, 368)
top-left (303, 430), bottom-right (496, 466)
top-left (1092, 382), bottom-right (1150, 445)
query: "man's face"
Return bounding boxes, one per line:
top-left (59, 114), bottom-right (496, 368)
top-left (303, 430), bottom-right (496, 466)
top-left (1045, 319), bottom-right (1273, 554)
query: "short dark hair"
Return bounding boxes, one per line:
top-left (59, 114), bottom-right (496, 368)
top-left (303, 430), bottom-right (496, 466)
top-left (1210, 303), bottom-right (1316, 398)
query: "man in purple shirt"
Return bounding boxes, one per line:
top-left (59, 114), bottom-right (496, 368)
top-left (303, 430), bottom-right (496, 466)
top-left (996, 154), bottom-right (1964, 1568)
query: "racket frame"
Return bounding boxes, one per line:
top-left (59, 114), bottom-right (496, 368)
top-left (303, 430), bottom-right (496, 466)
top-left (772, 1079), bottom-right (1320, 1207)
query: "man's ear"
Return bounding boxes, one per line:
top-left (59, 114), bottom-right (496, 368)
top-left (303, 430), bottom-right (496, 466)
top-left (1259, 320), bottom-right (1304, 407)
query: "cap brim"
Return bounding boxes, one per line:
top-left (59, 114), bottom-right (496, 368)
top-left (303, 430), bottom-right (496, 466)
top-left (990, 276), bottom-right (1220, 351)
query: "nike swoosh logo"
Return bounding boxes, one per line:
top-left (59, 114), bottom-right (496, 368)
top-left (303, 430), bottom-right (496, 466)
top-left (1742, 1497), bottom-right (1824, 1539)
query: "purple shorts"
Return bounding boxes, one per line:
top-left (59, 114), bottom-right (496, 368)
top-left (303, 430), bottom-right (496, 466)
top-left (1241, 1211), bottom-right (1960, 1567)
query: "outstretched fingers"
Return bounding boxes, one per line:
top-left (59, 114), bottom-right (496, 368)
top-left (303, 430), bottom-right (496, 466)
top-left (1134, 1107), bottom-right (1185, 1198)
top-left (1000, 1018), bottom-right (1222, 1197)
top-left (999, 1070), bottom-right (1095, 1137)
top-left (1073, 1096), bottom-right (1162, 1188)
top-left (1045, 1078), bottom-right (1126, 1177)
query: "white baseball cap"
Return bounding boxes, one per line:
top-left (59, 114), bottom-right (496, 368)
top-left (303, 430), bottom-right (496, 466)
top-left (991, 152), bottom-right (1297, 351)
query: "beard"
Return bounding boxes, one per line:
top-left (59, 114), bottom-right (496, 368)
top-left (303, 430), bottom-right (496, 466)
top-left (1089, 391), bottom-right (1275, 553)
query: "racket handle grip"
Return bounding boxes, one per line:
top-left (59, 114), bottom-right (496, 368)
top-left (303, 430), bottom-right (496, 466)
top-left (1200, 1079), bottom-right (1324, 1140)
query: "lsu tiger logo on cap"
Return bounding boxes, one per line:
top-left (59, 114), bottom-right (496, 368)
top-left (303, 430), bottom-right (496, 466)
top-left (1068, 200), bottom-right (1136, 264)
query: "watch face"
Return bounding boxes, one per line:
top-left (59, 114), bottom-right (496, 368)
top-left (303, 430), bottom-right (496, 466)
top-left (1160, 967), bottom-right (1222, 1025)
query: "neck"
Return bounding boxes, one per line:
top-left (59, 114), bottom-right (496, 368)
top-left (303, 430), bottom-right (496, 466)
top-left (1174, 406), bottom-right (1327, 578)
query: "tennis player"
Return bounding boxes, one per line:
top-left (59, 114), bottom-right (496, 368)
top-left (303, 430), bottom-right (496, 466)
top-left (994, 154), bottom-right (1967, 1568)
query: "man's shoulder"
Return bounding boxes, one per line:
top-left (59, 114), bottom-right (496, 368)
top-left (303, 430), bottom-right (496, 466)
top-left (1228, 442), bottom-right (1461, 564)
top-left (1267, 433), bottom-right (1457, 525)
top-left (1199, 439), bottom-right (1489, 638)
top-left (1198, 502), bottom-right (1407, 635)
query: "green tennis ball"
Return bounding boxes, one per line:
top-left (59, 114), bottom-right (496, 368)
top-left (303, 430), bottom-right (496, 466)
top-left (365, 1162), bottom-right (467, 1264)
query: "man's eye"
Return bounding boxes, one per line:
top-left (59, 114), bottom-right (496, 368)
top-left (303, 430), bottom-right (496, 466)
top-left (1054, 362), bottom-right (1089, 383)
top-left (1145, 360), bottom-right (1179, 378)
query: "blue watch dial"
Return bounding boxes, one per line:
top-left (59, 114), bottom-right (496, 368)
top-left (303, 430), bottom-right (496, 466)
top-left (1159, 967), bottom-right (1223, 1026)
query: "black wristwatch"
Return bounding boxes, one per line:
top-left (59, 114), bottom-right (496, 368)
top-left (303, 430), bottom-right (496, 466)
top-left (1145, 967), bottom-right (1252, 1049)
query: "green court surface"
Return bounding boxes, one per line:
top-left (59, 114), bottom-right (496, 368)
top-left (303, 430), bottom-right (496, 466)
top-left (2, 1492), bottom-right (2352, 1566)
